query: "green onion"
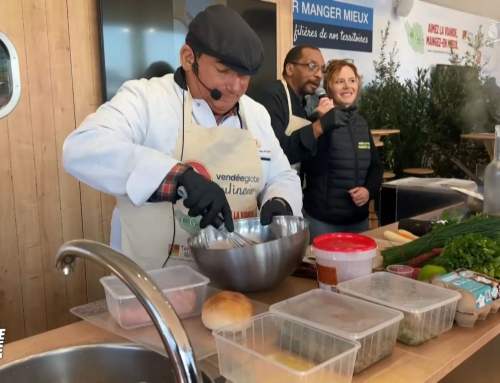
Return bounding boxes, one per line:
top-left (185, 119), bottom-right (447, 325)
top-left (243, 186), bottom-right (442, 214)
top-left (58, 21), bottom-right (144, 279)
top-left (382, 216), bottom-right (500, 266)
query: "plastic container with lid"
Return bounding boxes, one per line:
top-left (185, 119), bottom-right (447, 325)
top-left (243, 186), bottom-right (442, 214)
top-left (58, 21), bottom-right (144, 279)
top-left (337, 272), bottom-right (461, 346)
top-left (270, 289), bottom-right (403, 373)
top-left (213, 313), bottom-right (360, 383)
top-left (100, 265), bottom-right (209, 329)
top-left (313, 233), bottom-right (377, 292)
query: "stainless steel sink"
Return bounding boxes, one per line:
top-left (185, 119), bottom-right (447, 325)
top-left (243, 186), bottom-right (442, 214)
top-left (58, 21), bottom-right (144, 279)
top-left (0, 343), bottom-right (217, 383)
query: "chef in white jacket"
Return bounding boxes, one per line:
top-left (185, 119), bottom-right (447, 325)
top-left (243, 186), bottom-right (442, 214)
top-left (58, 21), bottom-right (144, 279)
top-left (63, 5), bottom-right (302, 271)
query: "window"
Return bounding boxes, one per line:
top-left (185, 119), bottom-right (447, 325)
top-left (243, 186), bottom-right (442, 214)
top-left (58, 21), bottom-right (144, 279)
top-left (0, 30), bottom-right (21, 119)
top-left (99, 0), bottom-right (276, 100)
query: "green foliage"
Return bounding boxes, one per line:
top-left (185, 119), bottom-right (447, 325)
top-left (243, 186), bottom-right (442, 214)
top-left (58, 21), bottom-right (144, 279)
top-left (449, 25), bottom-right (493, 77)
top-left (372, 22), bottom-right (400, 82)
top-left (425, 25), bottom-right (495, 177)
top-left (448, 25), bottom-right (500, 136)
top-left (359, 23), bottom-right (432, 175)
top-left (359, 80), bottom-right (403, 171)
top-left (359, 23), bottom-right (495, 178)
top-left (427, 65), bottom-right (490, 177)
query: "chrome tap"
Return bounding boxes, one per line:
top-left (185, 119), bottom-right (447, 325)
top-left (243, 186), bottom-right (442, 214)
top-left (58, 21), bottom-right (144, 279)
top-left (55, 239), bottom-right (201, 383)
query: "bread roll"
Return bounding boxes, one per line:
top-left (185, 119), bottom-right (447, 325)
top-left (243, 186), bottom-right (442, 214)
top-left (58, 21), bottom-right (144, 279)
top-left (202, 291), bottom-right (254, 330)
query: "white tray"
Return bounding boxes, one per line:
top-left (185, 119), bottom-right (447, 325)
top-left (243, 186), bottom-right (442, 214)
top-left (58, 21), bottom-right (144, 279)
top-left (71, 287), bottom-right (269, 361)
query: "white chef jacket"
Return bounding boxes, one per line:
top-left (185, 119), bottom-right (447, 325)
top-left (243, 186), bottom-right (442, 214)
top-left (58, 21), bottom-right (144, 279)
top-left (63, 74), bottom-right (303, 249)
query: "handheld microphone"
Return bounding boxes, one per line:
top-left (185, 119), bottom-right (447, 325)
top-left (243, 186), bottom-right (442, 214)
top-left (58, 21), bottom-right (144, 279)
top-left (193, 61), bottom-right (222, 101)
top-left (311, 87), bottom-right (329, 119)
top-left (315, 86), bottom-right (327, 99)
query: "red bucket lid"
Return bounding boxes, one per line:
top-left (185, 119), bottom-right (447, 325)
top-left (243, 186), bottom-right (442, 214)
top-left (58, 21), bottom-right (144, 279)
top-left (313, 233), bottom-right (377, 253)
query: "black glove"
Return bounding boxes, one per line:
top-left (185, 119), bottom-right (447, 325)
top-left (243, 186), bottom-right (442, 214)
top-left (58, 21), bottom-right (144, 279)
top-left (260, 198), bottom-right (293, 226)
top-left (319, 105), bottom-right (357, 134)
top-left (177, 168), bottom-right (234, 231)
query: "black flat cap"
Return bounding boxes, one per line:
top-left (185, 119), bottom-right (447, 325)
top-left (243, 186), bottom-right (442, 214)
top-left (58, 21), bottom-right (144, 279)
top-left (185, 5), bottom-right (264, 76)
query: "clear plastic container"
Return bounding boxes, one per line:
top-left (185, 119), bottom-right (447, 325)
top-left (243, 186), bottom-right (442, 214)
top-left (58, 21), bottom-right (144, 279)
top-left (270, 290), bottom-right (403, 373)
top-left (100, 266), bottom-right (209, 329)
top-left (213, 313), bottom-right (360, 383)
top-left (313, 233), bottom-right (377, 292)
top-left (337, 272), bottom-right (461, 346)
top-left (484, 126), bottom-right (500, 215)
top-left (386, 265), bottom-right (413, 278)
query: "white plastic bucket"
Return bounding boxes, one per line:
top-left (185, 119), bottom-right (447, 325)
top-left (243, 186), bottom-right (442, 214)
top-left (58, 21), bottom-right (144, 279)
top-left (313, 233), bottom-right (377, 292)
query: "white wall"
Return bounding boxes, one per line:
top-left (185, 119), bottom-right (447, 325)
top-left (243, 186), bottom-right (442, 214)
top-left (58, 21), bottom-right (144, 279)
top-left (422, 0), bottom-right (500, 21)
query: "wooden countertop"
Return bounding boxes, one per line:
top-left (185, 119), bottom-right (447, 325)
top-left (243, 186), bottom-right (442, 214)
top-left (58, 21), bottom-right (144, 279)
top-left (1, 203), bottom-right (496, 382)
top-left (4, 275), bottom-right (500, 382)
top-left (3, 273), bottom-right (500, 383)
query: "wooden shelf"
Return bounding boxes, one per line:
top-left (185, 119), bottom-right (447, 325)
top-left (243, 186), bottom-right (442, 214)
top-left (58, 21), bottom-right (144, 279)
top-left (404, 168), bottom-right (435, 176)
top-left (371, 129), bottom-right (400, 148)
top-left (461, 133), bottom-right (495, 161)
top-left (383, 172), bottom-right (396, 179)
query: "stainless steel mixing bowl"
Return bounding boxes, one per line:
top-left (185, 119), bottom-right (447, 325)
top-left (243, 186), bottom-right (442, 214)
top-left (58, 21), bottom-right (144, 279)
top-left (187, 216), bottom-right (309, 292)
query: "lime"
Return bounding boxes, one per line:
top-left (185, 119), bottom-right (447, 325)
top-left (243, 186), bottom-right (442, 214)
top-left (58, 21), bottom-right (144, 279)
top-left (418, 265), bottom-right (447, 281)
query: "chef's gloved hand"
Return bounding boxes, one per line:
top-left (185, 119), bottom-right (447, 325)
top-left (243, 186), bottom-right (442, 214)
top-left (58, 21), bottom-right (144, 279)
top-left (319, 105), bottom-right (357, 134)
top-left (260, 198), bottom-right (293, 226)
top-left (177, 168), bottom-right (234, 232)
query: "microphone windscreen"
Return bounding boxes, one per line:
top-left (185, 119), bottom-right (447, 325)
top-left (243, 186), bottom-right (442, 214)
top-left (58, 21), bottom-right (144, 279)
top-left (315, 87), bottom-right (327, 99)
top-left (211, 89), bottom-right (222, 101)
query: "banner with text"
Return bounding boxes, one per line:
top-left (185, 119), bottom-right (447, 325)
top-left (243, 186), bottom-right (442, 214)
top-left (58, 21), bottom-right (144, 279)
top-left (293, 0), bottom-right (374, 52)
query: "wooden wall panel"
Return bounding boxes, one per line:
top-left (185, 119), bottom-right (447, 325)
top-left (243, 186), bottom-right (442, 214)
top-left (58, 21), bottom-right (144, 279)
top-left (0, 118), bottom-right (25, 343)
top-left (278, 0), bottom-right (294, 63)
top-left (262, 0), bottom-right (294, 79)
top-left (0, 0), bottom-right (108, 340)
top-left (67, 0), bottom-right (107, 302)
top-left (22, 0), bottom-right (69, 331)
top-left (1, 0), bottom-right (49, 339)
top-left (46, 0), bottom-right (87, 322)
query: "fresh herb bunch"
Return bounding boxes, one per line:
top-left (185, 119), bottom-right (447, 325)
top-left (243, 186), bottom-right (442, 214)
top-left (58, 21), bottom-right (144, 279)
top-left (437, 233), bottom-right (500, 278)
top-left (382, 215), bottom-right (500, 266)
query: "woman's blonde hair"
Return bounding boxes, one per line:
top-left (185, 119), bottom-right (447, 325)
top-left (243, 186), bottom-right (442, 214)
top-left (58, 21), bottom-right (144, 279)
top-left (324, 59), bottom-right (362, 97)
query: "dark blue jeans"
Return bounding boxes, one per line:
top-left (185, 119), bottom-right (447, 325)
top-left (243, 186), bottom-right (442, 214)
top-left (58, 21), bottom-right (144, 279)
top-left (304, 211), bottom-right (369, 244)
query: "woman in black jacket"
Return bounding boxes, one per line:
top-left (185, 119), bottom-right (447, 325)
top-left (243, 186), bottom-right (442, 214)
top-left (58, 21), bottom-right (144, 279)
top-left (302, 59), bottom-right (383, 240)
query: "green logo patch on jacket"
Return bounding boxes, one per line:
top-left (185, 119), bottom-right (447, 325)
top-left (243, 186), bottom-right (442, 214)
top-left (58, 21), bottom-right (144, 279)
top-left (358, 142), bottom-right (370, 150)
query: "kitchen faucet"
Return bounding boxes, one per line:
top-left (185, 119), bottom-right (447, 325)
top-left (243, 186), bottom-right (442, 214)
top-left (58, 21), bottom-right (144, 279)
top-left (55, 239), bottom-right (201, 383)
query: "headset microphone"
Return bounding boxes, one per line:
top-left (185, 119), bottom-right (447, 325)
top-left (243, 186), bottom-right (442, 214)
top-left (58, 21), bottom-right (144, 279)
top-left (193, 60), bottom-right (222, 101)
top-left (208, 86), bottom-right (222, 101)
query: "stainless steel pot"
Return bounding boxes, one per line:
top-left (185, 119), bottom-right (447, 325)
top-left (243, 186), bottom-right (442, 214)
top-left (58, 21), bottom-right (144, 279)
top-left (187, 216), bottom-right (309, 292)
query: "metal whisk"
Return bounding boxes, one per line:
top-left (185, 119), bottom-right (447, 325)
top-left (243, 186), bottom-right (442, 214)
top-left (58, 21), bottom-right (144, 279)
top-left (212, 216), bottom-right (259, 248)
top-left (178, 187), bottom-right (259, 248)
